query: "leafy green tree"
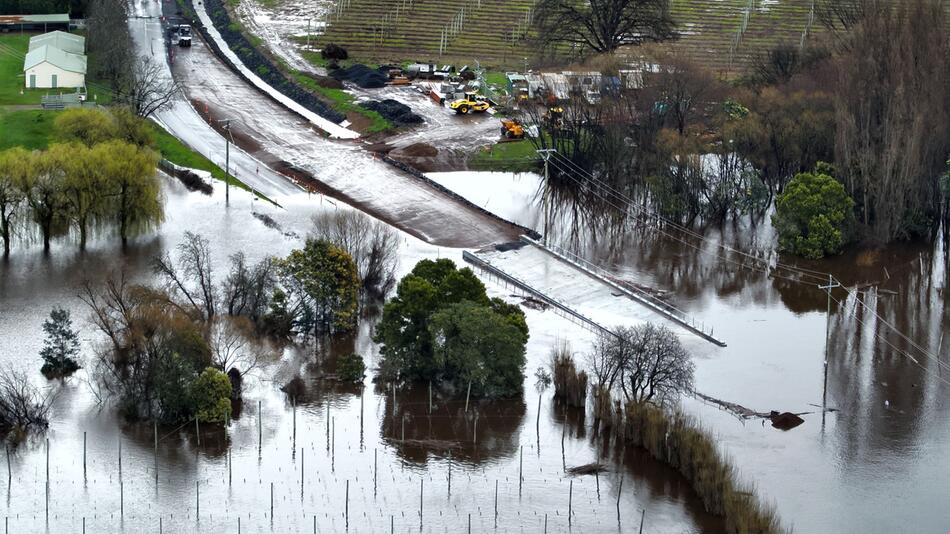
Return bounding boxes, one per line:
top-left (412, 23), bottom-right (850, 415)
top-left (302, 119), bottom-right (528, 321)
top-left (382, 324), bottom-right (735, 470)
top-left (47, 143), bottom-right (109, 249)
top-left (429, 301), bottom-right (527, 397)
top-left (336, 353), bottom-right (366, 383)
top-left (110, 106), bottom-right (155, 148)
top-left (53, 108), bottom-right (118, 146)
top-left (39, 307), bottom-right (81, 379)
top-left (279, 239), bottom-right (360, 334)
top-left (0, 148), bottom-right (32, 256)
top-left (375, 259), bottom-right (528, 397)
top-left (772, 168), bottom-right (855, 258)
top-left (191, 367), bottom-right (232, 423)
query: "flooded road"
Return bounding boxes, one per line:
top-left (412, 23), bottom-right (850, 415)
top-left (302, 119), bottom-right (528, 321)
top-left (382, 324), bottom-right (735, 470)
top-left (0, 179), bottom-right (723, 533)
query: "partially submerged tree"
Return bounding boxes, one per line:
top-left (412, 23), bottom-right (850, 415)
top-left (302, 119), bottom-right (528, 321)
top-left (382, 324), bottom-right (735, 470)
top-left (278, 239), bottom-right (360, 335)
top-left (375, 259), bottom-right (528, 397)
top-left (589, 323), bottom-right (693, 405)
top-left (39, 307), bottom-right (81, 379)
top-left (310, 210), bottom-right (399, 296)
top-left (534, 0), bottom-right (676, 54)
top-left (772, 167), bottom-right (854, 258)
top-left (0, 370), bottom-right (55, 436)
top-left (0, 148), bottom-right (31, 256)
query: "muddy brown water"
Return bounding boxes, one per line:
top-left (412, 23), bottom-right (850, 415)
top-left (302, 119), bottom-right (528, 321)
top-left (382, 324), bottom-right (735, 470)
top-left (0, 180), bottom-right (726, 533)
top-left (541, 199), bottom-right (950, 533)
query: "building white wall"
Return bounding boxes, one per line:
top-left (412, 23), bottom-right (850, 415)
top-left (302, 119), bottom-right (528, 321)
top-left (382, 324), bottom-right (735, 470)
top-left (24, 62), bottom-right (84, 89)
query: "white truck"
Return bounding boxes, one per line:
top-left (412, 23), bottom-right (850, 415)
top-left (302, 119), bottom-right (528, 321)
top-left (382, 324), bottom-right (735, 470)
top-left (178, 24), bottom-right (192, 47)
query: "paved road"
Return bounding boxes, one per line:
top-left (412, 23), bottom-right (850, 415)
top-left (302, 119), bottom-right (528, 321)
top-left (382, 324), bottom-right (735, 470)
top-left (129, 0), bottom-right (300, 197)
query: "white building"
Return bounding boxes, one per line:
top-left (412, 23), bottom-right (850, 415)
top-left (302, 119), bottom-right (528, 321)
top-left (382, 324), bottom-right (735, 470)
top-left (23, 31), bottom-right (86, 89)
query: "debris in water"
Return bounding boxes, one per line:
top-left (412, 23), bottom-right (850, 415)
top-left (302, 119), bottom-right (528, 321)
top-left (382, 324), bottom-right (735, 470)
top-left (769, 411), bottom-right (804, 431)
top-left (567, 463), bottom-right (609, 476)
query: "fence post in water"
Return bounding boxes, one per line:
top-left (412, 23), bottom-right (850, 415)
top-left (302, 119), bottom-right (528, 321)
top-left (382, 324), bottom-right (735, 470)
top-left (118, 439), bottom-right (122, 479)
top-left (519, 445), bottom-right (523, 495)
top-left (419, 478), bottom-right (424, 527)
top-left (639, 508), bottom-right (645, 534)
top-left (292, 397), bottom-right (297, 448)
top-left (595, 470), bottom-right (600, 499)
top-left (473, 414), bottom-right (478, 446)
top-left (228, 447), bottom-right (232, 486)
top-left (568, 479), bottom-right (573, 526)
top-left (154, 420), bottom-right (158, 485)
top-left (345, 479), bottom-right (350, 529)
top-left (616, 474), bottom-right (623, 522)
top-left (195, 480), bottom-right (199, 520)
top-left (195, 418), bottom-right (200, 447)
top-left (468, 513), bottom-right (471, 534)
top-left (238, 517), bottom-right (241, 534)
top-left (374, 448), bottom-right (378, 494)
top-left (258, 401), bottom-right (262, 453)
top-left (428, 381), bottom-right (432, 414)
top-left (270, 482), bottom-right (274, 517)
top-left (544, 513), bottom-right (548, 533)
top-left (301, 448), bottom-right (305, 497)
top-left (494, 480), bottom-right (499, 522)
top-left (83, 431), bottom-right (86, 477)
top-left (465, 381), bottom-right (471, 413)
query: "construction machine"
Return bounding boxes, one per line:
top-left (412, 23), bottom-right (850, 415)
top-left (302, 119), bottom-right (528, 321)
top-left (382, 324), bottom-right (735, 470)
top-left (500, 119), bottom-right (525, 140)
top-left (449, 92), bottom-right (490, 114)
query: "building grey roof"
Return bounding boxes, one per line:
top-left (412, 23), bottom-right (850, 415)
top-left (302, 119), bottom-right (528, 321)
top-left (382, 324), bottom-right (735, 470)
top-left (23, 45), bottom-right (87, 74)
top-left (29, 31), bottom-right (85, 55)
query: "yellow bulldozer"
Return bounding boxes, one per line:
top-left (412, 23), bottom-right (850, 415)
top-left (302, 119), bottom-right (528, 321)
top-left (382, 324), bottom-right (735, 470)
top-left (449, 92), bottom-right (491, 114)
top-left (500, 119), bottom-right (525, 140)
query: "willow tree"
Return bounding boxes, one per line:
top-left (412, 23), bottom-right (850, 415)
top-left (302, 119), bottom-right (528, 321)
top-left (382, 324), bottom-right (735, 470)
top-left (24, 151), bottom-right (70, 251)
top-left (0, 148), bottom-right (32, 256)
top-left (94, 140), bottom-right (162, 245)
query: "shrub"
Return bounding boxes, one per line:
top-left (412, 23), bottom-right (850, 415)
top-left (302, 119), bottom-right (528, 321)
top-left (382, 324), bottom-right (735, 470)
top-left (773, 167), bottom-right (854, 258)
top-left (551, 342), bottom-right (587, 407)
top-left (191, 368), bottom-right (232, 423)
top-left (336, 353), bottom-right (366, 383)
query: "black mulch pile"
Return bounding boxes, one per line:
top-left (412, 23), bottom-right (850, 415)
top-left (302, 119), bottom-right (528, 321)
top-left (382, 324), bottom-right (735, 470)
top-left (330, 64), bottom-right (389, 88)
top-left (359, 99), bottom-right (423, 125)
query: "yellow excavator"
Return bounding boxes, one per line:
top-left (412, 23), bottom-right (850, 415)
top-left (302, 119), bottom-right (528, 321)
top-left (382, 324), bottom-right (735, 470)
top-left (449, 92), bottom-right (491, 114)
top-left (500, 119), bottom-right (525, 139)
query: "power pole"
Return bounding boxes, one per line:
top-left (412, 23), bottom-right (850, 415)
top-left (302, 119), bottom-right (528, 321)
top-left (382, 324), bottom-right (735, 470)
top-left (819, 273), bottom-right (840, 429)
top-left (217, 119), bottom-right (233, 205)
top-left (536, 149), bottom-right (555, 245)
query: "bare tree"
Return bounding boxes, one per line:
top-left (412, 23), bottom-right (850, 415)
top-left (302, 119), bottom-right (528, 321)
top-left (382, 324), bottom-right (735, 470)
top-left (310, 210), bottom-right (399, 296)
top-left (208, 315), bottom-right (268, 378)
top-left (534, 0), bottom-right (676, 54)
top-left (121, 56), bottom-right (181, 118)
top-left (588, 323), bottom-right (693, 405)
top-left (152, 231), bottom-right (216, 320)
top-left (0, 370), bottom-right (56, 434)
top-left (221, 252), bottom-right (279, 322)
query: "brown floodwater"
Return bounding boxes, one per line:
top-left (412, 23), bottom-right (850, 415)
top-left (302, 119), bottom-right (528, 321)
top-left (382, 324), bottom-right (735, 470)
top-left (542, 197), bottom-right (950, 533)
top-left (0, 180), bottom-right (723, 533)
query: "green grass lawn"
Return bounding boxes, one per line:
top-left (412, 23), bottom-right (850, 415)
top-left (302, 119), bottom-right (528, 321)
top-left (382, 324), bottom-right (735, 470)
top-left (469, 138), bottom-right (540, 172)
top-left (0, 109), bottom-right (55, 150)
top-left (0, 32), bottom-right (114, 105)
top-left (147, 120), bottom-right (270, 199)
top-left (289, 70), bottom-right (392, 134)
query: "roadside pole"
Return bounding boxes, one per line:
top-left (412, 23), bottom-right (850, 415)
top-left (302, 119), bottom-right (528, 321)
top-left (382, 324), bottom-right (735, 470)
top-left (819, 274), bottom-right (840, 429)
top-left (536, 149), bottom-right (555, 245)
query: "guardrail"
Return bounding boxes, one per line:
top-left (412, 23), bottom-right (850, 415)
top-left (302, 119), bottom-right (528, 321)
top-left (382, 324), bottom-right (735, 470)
top-left (462, 250), bottom-right (613, 337)
top-left (520, 236), bottom-right (727, 347)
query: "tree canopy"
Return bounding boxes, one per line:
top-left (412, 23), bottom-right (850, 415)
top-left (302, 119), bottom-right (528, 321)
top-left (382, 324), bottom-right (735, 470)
top-left (278, 239), bottom-right (360, 334)
top-left (375, 259), bottom-right (528, 397)
top-left (534, 0), bottom-right (676, 54)
top-left (772, 167), bottom-right (854, 259)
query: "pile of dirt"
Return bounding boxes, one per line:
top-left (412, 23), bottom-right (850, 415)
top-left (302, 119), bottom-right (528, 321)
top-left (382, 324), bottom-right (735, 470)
top-left (331, 64), bottom-right (388, 88)
top-left (398, 142), bottom-right (438, 157)
top-left (359, 99), bottom-right (423, 125)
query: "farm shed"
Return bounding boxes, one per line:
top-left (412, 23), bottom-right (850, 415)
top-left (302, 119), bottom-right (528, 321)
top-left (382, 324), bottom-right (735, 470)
top-left (23, 44), bottom-right (86, 88)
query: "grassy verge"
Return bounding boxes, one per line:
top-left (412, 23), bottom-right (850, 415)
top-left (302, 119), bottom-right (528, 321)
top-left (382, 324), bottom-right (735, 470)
top-left (469, 139), bottom-right (540, 173)
top-left (289, 71), bottom-right (392, 134)
top-left (0, 109), bottom-right (55, 150)
top-left (147, 120), bottom-right (270, 199)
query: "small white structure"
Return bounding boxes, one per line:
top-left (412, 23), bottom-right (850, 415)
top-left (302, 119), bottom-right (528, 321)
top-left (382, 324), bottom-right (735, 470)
top-left (23, 31), bottom-right (86, 89)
